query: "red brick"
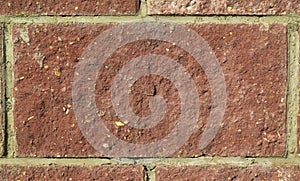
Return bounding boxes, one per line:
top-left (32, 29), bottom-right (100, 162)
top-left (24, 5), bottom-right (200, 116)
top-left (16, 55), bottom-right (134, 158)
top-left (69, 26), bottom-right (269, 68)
top-left (147, 0), bottom-right (300, 15)
top-left (0, 0), bottom-right (139, 15)
top-left (156, 165), bottom-right (300, 180)
top-left (13, 23), bottom-right (286, 157)
top-left (0, 165), bottom-right (145, 180)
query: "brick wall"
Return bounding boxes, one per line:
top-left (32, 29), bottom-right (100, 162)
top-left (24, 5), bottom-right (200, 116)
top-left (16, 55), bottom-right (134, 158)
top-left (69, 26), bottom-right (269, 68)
top-left (0, 0), bottom-right (300, 180)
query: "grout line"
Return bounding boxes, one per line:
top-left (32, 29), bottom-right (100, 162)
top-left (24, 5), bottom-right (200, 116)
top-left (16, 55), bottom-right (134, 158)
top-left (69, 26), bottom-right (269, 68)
top-left (139, 0), bottom-right (148, 17)
top-left (0, 157), bottom-right (300, 167)
top-left (0, 15), bottom-right (296, 25)
top-left (143, 165), bottom-right (156, 181)
top-left (1, 24), bottom-right (4, 156)
top-left (286, 23), bottom-right (299, 158)
top-left (3, 23), bottom-right (16, 158)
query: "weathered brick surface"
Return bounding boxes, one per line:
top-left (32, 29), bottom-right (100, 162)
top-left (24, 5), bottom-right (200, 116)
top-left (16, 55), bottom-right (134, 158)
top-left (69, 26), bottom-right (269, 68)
top-left (13, 23), bottom-right (286, 157)
top-left (156, 166), bottom-right (300, 180)
top-left (147, 0), bottom-right (300, 15)
top-left (190, 24), bottom-right (287, 157)
top-left (0, 165), bottom-right (145, 180)
top-left (0, 0), bottom-right (139, 15)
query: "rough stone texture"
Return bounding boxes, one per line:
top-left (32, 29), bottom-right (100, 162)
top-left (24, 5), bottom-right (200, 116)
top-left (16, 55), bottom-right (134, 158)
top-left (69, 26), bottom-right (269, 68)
top-left (0, 0), bottom-right (139, 15)
top-left (13, 23), bottom-right (286, 157)
top-left (187, 24), bottom-right (287, 157)
top-left (0, 165), bottom-right (145, 180)
top-left (147, 0), bottom-right (300, 15)
top-left (12, 24), bottom-right (111, 157)
top-left (156, 166), bottom-right (300, 180)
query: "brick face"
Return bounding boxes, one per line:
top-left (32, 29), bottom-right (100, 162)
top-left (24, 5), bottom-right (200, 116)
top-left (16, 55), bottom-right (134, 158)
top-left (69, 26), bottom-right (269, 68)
top-left (0, 165), bottom-right (145, 180)
top-left (156, 166), bottom-right (300, 180)
top-left (12, 24), bottom-right (110, 157)
top-left (0, 0), bottom-right (139, 15)
top-left (13, 23), bottom-right (286, 157)
top-left (189, 24), bottom-right (287, 157)
top-left (147, 0), bottom-right (300, 15)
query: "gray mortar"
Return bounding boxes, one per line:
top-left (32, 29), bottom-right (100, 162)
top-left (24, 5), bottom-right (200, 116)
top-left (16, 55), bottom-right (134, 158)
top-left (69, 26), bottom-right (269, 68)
top-left (3, 23), bottom-right (16, 158)
top-left (286, 23), bottom-right (299, 157)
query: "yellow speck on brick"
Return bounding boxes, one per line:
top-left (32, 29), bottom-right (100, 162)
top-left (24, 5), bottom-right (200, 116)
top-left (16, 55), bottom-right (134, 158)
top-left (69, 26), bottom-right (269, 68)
top-left (263, 137), bottom-right (270, 142)
top-left (55, 70), bottom-right (61, 76)
top-left (27, 116), bottom-right (34, 121)
top-left (227, 6), bottom-right (233, 12)
top-left (115, 121), bottom-right (125, 127)
top-left (7, 2), bottom-right (11, 7)
top-left (75, 6), bottom-right (78, 10)
top-left (265, 115), bottom-right (269, 120)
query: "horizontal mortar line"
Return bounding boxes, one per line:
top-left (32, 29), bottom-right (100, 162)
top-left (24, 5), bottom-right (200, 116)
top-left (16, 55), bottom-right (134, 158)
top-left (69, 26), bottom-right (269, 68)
top-left (0, 15), bottom-right (297, 24)
top-left (0, 157), bottom-right (300, 167)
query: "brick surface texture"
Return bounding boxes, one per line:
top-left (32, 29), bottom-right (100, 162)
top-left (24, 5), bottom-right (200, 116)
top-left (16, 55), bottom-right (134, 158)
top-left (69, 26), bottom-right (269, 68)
top-left (12, 23), bottom-right (286, 157)
top-left (0, 1), bottom-right (299, 180)
top-left (0, 165), bottom-right (145, 180)
top-left (156, 166), bottom-right (300, 180)
top-left (147, 0), bottom-right (300, 15)
top-left (0, 0), bottom-right (139, 15)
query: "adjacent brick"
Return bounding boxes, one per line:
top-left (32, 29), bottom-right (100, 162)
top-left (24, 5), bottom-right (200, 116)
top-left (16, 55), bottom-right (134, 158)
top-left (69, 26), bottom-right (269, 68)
top-left (0, 0), bottom-right (139, 15)
top-left (147, 0), bottom-right (300, 15)
top-left (13, 23), bottom-right (286, 157)
top-left (156, 166), bottom-right (300, 180)
top-left (0, 165), bottom-right (145, 180)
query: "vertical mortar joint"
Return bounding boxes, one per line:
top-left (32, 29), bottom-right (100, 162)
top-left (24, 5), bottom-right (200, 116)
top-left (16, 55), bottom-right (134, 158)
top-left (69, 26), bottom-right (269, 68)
top-left (144, 165), bottom-right (156, 181)
top-left (286, 22), bottom-right (299, 157)
top-left (3, 23), bottom-right (16, 158)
